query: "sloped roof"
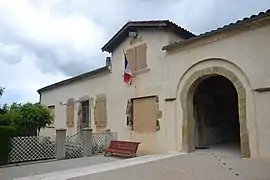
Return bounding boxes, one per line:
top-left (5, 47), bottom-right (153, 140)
top-left (38, 10), bottom-right (270, 94)
top-left (37, 66), bottom-right (111, 93)
top-left (163, 9), bottom-right (270, 51)
top-left (101, 20), bottom-right (195, 53)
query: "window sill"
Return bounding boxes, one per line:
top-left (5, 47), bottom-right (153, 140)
top-left (133, 68), bottom-right (150, 75)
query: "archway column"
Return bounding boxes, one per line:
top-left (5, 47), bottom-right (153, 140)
top-left (180, 66), bottom-right (250, 158)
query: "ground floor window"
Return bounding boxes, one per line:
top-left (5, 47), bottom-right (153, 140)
top-left (81, 100), bottom-right (90, 127)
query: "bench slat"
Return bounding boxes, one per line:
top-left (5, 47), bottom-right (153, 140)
top-left (104, 140), bottom-right (140, 157)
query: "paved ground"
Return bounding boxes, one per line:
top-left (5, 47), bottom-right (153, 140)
top-left (0, 155), bottom-right (119, 180)
top-left (72, 150), bottom-right (270, 180)
top-left (1, 146), bottom-right (270, 180)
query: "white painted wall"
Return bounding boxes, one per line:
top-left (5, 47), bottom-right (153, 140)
top-left (166, 25), bottom-right (270, 159)
top-left (40, 24), bottom-right (270, 159)
top-left (40, 73), bottom-right (112, 136)
top-left (40, 29), bottom-right (175, 154)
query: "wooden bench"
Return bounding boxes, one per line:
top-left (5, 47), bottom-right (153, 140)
top-left (104, 140), bottom-right (140, 157)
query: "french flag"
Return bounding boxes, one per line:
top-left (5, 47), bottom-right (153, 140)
top-left (124, 52), bottom-right (132, 84)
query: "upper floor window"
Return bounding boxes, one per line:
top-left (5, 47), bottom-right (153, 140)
top-left (126, 43), bottom-right (147, 73)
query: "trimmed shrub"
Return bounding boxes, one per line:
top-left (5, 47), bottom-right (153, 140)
top-left (0, 126), bottom-right (16, 165)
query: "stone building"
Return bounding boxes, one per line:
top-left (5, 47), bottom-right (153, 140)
top-left (38, 9), bottom-right (270, 159)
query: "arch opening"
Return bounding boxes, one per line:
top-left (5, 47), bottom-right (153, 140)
top-left (193, 75), bottom-right (240, 154)
top-left (180, 66), bottom-right (250, 158)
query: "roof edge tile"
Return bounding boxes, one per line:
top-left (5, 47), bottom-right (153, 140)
top-left (101, 20), bottom-right (195, 53)
top-left (37, 66), bottom-right (111, 94)
top-left (163, 9), bottom-right (270, 51)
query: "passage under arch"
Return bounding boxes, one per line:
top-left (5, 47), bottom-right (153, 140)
top-left (180, 67), bottom-right (250, 158)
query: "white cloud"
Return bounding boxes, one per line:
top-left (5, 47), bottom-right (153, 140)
top-left (0, 50), bottom-right (67, 104)
top-left (0, 0), bottom-right (106, 59)
top-left (0, 0), bottom-right (108, 104)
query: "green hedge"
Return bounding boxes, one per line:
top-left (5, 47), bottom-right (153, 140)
top-left (0, 126), bottom-right (16, 165)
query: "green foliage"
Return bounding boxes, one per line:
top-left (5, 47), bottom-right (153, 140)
top-left (14, 103), bottom-right (53, 136)
top-left (0, 87), bottom-right (7, 115)
top-left (0, 126), bottom-right (16, 165)
top-left (0, 104), bottom-right (8, 115)
top-left (0, 114), bottom-right (12, 126)
top-left (0, 103), bottom-right (20, 126)
top-left (0, 103), bottom-right (53, 136)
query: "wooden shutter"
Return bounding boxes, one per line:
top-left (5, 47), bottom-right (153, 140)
top-left (94, 94), bottom-right (107, 129)
top-left (77, 102), bottom-right (82, 124)
top-left (66, 98), bottom-right (75, 127)
top-left (77, 102), bottom-right (83, 132)
top-left (126, 48), bottom-right (136, 73)
top-left (133, 96), bottom-right (157, 132)
top-left (135, 43), bottom-right (147, 71)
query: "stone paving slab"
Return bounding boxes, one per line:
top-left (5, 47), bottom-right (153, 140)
top-left (72, 152), bottom-right (242, 180)
top-left (71, 151), bottom-right (270, 180)
top-left (1, 150), bottom-right (270, 180)
top-left (203, 149), bottom-right (270, 180)
top-left (0, 155), bottom-right (119, 180)
top-left (13, 152), bottom-right (182, 180)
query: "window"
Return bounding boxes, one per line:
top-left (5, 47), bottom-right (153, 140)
top-left (81, 101), bottom-right (90, 124)
top-left (132, 96), bottom-right (157, 132)
top-left (126, 43), bottom-right (147, 73)
top-left (48, 105), bottom-right (55, 127)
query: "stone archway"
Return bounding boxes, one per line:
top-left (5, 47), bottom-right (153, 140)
top-left (180, 66), bottom-right (250, 158)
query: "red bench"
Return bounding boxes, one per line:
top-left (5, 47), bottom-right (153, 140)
top-left (104, 140), bottom-right (140, 157)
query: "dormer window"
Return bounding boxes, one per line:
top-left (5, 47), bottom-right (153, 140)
top-left (126, 43), bottom-right (147, 73)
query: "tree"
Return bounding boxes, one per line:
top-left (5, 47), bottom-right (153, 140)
top-left (13, 103), bottom-right (53, 136)
top-left (0, 87), bottom-right (7, 115)
top-left (0, 104), bottom-right (8, 115)
top-left (0, 103), bottom-right (20, 126)
top-left (0, 102), bottom-right (53, 136)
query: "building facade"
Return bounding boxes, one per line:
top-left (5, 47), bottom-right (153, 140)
top-left (38, 10), bottom-right (270, 159)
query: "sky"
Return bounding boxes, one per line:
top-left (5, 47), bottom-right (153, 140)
top-left (0, 0), bottom-right (269, 105)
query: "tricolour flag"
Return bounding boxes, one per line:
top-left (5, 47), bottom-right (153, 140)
top-left (124, 52), bottom-right (132, 84)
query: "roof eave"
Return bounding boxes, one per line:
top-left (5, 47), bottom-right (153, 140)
top-left (163, 9), bottom-right (270, 51)
top-left (101, 20), bottom-right (195, 53)
top-left (101, 23), bottom-right (168, 53)
top-left (37, 66), bottom-right (111, 93)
